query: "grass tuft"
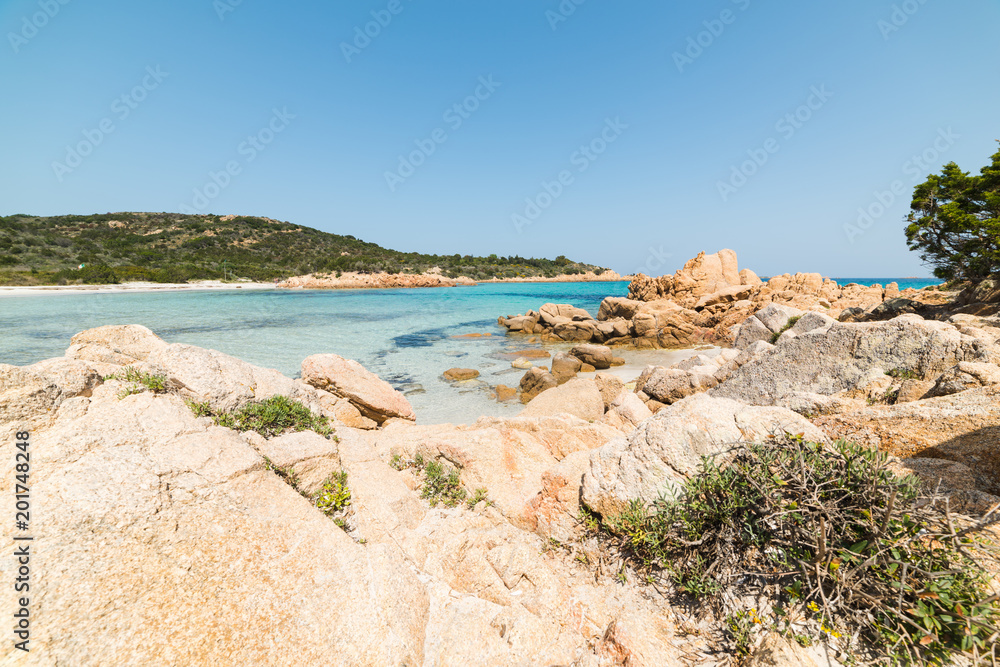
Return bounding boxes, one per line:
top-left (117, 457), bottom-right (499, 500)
top-left (106, 366), bottom-right (168, 399)
top-left (204, 395), bottom-right (334, 439)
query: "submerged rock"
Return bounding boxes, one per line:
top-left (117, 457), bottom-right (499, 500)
top-left (443, 368), bottom-right (480, 381)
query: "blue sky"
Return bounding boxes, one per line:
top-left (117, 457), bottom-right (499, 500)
top-left (1, 0), bottom-right (997, 278)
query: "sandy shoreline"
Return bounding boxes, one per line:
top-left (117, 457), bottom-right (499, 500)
top-left (0, 274), bottom-right (631, 297)
top-left (0, 280), bottom-right (277, 297)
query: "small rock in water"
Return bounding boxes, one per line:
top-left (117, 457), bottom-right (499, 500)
top-left (443, 368), bottom-right (481, 381)
top-left (495, 385), bottom-right (517, 401)
top-left (511, 358), bottom-right (533, 369)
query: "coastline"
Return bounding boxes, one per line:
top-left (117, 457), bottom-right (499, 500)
top-left (0, 280), bottom-right (277, 297)
top-left (277, 269), bottom-right (629, 290)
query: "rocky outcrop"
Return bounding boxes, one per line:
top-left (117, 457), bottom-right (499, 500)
top-left (627, 249), bottom-right (742, 306)
top-left (302, 353), bottom-right (416, 424)
top-left (814, 386), bottom-right (1000, 496)
top-left (65, 323), bottom-right (169, 374)
top-left (581, 394), bottom-right (826, 516)
top-left (2, 338), bottom-right (711, 666)
top-left (713, 315), bottom-right (989, 405)
top-left (497, 250), bottom-right (941, 350)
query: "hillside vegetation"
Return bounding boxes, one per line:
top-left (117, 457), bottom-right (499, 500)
top-left (0, 212), bottom-right (609, 285)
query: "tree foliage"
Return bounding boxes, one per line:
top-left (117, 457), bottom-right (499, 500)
top-left (0, 212), bottom-right (609, 285)
top-left (906, 142), bottom-right (1000, 281)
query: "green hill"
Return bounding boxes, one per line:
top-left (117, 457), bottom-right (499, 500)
top-left (0, 212), bottom-right (610, 285)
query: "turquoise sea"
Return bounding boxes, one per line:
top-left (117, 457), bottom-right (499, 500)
top-left (0, 278), bottom-right (939, 424)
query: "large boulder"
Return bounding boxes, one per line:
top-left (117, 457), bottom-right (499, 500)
top-left (640, 367), bottom-right (718, 404)
top-left (65, 324), bottom-right (169, 372)
top-left (582, 394), bottom-right (827, 516)
top-left (753, 303), bottom-right (805, 333)
top-left (569, 344), bottom-right (613, 369)
top-left (713, 315), bottom-right (990, 405)
top-left (550, 352), bottom-right (582, 383)
top-left (597, 297), bottom-right (645, 321)
top-left (519, 366), bottom-right (558, 403)
top-left (552, 320), bottom-right (599, 342)
top-left (519, 378), bottom-right (605, 421)
top-left (538, 303), bottom-right (593, 326)
top-left (301, 353), bottom-right (416, 424)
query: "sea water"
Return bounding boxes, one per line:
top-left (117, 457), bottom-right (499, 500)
top-left (0, 278), bottom-right (939, 424)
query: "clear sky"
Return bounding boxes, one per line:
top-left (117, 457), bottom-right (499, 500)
top-left (1, 0), bottom-right (997, 278)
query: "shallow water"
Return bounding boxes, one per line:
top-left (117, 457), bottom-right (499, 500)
top-left (0, 282), bottom-right (635, 423)
top-left (0, 277), bottom-right (938, 424)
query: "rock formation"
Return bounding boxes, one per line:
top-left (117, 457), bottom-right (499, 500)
top-left (498, 249), bottom-right (951, 350)
top-left (6, 280), bottom-right (1000, 664)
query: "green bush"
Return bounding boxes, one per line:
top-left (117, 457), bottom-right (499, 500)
top-left (211, 395), bottom-right (334, 438)
top-left (593, 435), bottom-right (1000, 664)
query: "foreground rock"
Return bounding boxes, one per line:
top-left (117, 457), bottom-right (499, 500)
top-left (302, 353), bottom-right (416, 424)
top-left (581, 394), bottom-right (827, 516)
top-left (1, 330), bottom-right (713, 666)
top-left (519, 378), bottom-right (605, 422)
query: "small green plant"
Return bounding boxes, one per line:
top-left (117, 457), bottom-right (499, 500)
top-left (578, 504), bottom-right (602, 533)
top-left (314, 471), bottom-right (351, 516)
top-left (466, 487), bottom-right (491, 509)
top-left (210, 395), bottom-right (334, 438)
top-left (771, 315), bottom-right (802, 343)
top-left (106, 366), bottom-right (168, 399)
top-left (390, 453), bottom-right (407, 471)
top-left (726, 609), bottom-right (762, 656)
top-left (184, 399), bottom-right (212, 417)
top-left (262, 456), bottom-right (302, 493)
top-left (421, 460), bottom-right (467, 508)
top-left (886, 368), bottom-right (921, 381)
